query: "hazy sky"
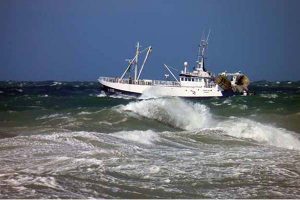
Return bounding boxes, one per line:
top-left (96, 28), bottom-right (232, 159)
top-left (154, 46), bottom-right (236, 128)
top-left (1, 0), bottom-right (299, 81)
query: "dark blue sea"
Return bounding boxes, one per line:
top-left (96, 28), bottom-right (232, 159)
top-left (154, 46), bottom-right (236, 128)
top-left (0, 80), bottom-right (300, 198)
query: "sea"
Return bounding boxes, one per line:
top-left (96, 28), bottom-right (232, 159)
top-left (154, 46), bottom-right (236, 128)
top-left (0, 80), bottom-right (299, 198)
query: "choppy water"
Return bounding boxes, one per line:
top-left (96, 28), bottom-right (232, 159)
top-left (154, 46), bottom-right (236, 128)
top-left (0, 80), bottom-right (300, 198)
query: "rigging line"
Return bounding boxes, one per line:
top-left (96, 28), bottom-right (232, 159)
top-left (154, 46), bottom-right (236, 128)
top-left (167, 65), bottom-right (179, 72)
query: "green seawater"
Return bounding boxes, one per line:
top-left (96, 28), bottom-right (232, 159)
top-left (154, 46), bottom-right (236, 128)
top-left (0, 81), bottom-right (299, 198)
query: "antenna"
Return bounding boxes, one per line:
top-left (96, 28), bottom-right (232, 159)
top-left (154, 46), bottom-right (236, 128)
top-left (201, 30), bottom-right (205, 42)
top-left (206, 29), bottom-right (211, 43)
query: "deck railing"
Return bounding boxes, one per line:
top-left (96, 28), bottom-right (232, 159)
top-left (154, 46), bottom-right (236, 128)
top-left (98, 77), bottom-right (180, 86)
top-left (98, 77), bottom-right (217, 88)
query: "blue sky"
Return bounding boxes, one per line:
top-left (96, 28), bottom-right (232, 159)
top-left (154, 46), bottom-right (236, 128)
top-left (0, 0), bottom-right (299, 81)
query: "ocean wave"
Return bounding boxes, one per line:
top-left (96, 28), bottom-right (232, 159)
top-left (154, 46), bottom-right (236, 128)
top-left (1, 128), bottom-right (300, 198)
top-left (120, 98), bottom-right (300, 150)
top-left (120, 97), bottom-right (212, 130)
top-left (217, 118), bottom-right (300, 150)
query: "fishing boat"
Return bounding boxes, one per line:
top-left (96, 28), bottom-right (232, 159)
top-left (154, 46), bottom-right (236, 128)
top-left (99, 34), bottom-right (250, 98)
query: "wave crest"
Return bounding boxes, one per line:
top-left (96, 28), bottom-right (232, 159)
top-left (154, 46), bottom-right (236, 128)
top-left (121, 98), bottom-right (300, 150)
top-left (121, 98), bottom-right (212, 130)
top-left (218, 118), bottom-right (300, 150)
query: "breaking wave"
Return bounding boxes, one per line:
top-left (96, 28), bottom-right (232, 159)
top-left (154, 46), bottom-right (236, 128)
top-left (120, 98), bottom-right (300, 150)
top-left (217, 118), bottom-right (300, 150)
top-left (121, 97), bottom-right (212, 130)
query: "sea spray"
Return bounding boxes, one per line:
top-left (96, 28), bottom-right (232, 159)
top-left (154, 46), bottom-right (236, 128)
top-left (139, 87), bottom-right (169, 99)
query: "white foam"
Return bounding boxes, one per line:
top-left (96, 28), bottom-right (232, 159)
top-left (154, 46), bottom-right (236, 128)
top-left (36, 113), bottom-right (61, 119)
top-left (114, 118), bottom-right (128, 124)
top-left (148, 166), bottom-right (160, 173)
top-left (109, 94), bottom-right (136, 99)
top-left (72, 158), bottom-right (103, 166)
top-left (78, 111), bottom-right (92, 115)
top-left (33, 131), bottom-right (101, 149)
top-left (112, 130), bottom-right (159, 145)
top-left (121, 98), bottom-right (212, 130)
top-left (217, 118), bottom-right (300, 150)
top-left (32, 176), bottom-right (60, 189)
top-left (4, 175), bottom-right (61, 190)
top-left (211, 102), bottom-right (222, 106)
top-left (38, 94), bottom-right (48, 98)
top-left (121, 98), bottom-right (300, 150)
top-left (50, 81), bottom-right (62, 86)
top-left (96, 91), bottom-right (107, 97)
top-left (99, 118), bottom-right (127, 126)
top-left (223, 99), bottom-right (232, 105)
top-left (99, 121), bottom-right (113, 126)
top-left (260, 94), bottom-right (278, 99)
top-left (36, 113), bottom-right (68, 120)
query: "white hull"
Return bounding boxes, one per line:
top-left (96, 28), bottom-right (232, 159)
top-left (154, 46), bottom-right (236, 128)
top-left (99, 79), bottom-right (224, 98)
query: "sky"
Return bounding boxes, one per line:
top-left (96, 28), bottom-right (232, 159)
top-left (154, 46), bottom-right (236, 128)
top-left (0, 0), bottom-right (300, 81)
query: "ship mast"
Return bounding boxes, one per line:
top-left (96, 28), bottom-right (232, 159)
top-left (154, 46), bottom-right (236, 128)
top-left (134, 42), bottom-right (140, 82)
top-left (119, 42), bottom-right (151, 82)
top-left (196, 30), bottom-right (210, 72)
